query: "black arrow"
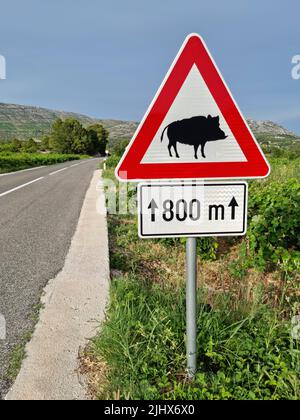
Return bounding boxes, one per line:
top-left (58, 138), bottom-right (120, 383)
top-left (228, 197), bottom-right (239, 220)
top-left (148, 199), bottom-right (158, 222)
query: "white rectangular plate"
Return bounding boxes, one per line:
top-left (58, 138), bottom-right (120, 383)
top-left (138, 181), bottom-right (248, 238)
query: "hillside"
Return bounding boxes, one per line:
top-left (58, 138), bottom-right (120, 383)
top-left (0, 103), bottom-right (299, 147)
top-left (247, 119), bottom-right (296, 136)
top-left (0, 103), bottom-right (137, 142)
top-left (247, 119), bottom-right (300, 148)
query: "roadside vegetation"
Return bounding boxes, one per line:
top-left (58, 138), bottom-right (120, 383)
top-left (81, 139), bottom-right (300, 400)
top-left (0, 118), bottom-right (108, 173)
top-left (0, 152), bottom-right (88, 174)
top-left (258, 133), bottom-right (300, 154)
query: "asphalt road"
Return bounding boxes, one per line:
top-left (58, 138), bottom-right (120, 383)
top-left (0, 158), bottom-right (100, 398)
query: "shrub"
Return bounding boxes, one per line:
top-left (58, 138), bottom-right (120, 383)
top-left (248, 179), bottom-right (300, 270)
top-left (0, 152), bottom-right (87, 173)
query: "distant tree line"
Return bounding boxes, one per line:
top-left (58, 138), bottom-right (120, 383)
top-left (0, 118), bottom-right (109, 156)
top-left (109, 138), bottom-right (130, 156)
top-left (44, 118), bottom-right (108, 155)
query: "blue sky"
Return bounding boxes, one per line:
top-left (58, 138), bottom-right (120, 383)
top-left (0, 0), bottom-right (299, 133)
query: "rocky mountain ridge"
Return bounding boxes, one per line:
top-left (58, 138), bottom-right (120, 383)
top-left (0, 103), bottom-right (298, 142)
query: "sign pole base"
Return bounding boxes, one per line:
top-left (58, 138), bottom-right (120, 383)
top-left (186, 237), bottom-right (197, 379)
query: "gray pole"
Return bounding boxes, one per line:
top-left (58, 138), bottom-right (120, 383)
top-left (186, 237), bottom-right (197, 379)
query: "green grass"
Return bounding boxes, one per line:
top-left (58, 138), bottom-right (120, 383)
top-left (0, 152), bottom-right (89, 173)
top-left (88, 211), bottom-right (300, 400)
top-left (2, 303), bottom-right (44, 383)
top-left (267, 157), bottom-right (300, 182)
top-left (5, 333), bottom-right (32, 382)
top-left (87, 153), bottom-right (300, 400)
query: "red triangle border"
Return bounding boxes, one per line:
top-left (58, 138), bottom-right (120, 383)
top-left (116, 34), bottom-right (270, 181)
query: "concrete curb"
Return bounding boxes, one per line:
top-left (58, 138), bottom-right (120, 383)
top-left (6, 169), bottom-right (110, 400)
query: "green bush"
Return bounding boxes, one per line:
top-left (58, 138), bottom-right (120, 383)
top-left (109, 138), bottom-right (130, 156)
top-left (248, 178), bottom-right (300, 271)
top-left (105, 154), bottom-right (121, 169)
top-left (22, 138), bottom-right (38, 153)
top-left (49, 118), bottom-right (108, 155)
top-left (0, 152), bottom-right (87, 173)
top-left (0, 143), bottom-right (16, 153)
top-left (93, 276), bottom-right (300, 400)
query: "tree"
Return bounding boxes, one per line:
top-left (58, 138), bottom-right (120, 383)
top-left (111, 138), bottom-right (129, 156)
top-left (49, 118), bottom-right (91, 154)
top-left (49, 118), bottom-right (109, 155)
top-left (87, 124), bottom-right (109, 155)
top-left (72, 129), bottom-right (92, 154)
top-left (22, 138), bottom-right (38, 153)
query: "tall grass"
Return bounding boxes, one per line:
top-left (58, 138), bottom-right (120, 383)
top-left (93, 275), bottom-right (299, 400)
top-left (86, 153), bottom-right (300, 400)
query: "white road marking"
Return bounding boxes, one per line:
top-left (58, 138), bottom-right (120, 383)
top-left (0, 166), bottom-right (46, 177)
top-left (69, 158), bottom-right (98, 167)
top-left (49, 159), bottom-right (93, 175)
top-left (0, 159), bottom-right (98, 198)
top-left (0, 177), bottom-right (44, 198)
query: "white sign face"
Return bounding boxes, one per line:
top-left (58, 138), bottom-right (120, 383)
top-left (138, 182), bottom-right (248, 238)
top-left (141, 65), bottom-right (246, 165)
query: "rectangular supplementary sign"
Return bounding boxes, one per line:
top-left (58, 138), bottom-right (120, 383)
top-left (138, 181), bottom-right (248, 238)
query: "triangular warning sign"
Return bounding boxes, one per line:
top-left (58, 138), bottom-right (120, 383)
top-left (116, 34), bottom-right (270, 181)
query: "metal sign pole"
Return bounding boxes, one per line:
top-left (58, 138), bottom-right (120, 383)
top-left (186, 237), bottom-right (197, 379)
